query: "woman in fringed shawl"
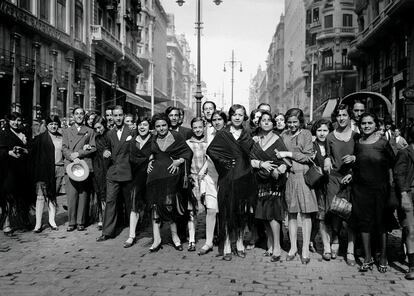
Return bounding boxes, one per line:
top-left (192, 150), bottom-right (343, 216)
top-left (0, 112), bottom-right (33, 236)
top-left (207, 104), bottom-right (257, 261)
top-left (250, 111), bottom-right (289, 263)
top-left (91, 116), bottom-right (110, 230)
top-left (31, 115), bottom-right (64, 232)
top-left (146, 113), bottom-right (193, 252)
top-left (123, 117), bottom-right (152, 248)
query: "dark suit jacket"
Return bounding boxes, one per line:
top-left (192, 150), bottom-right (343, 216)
top-left (105, 125), bottom-right (134, 182)
top-left (174, 126), bottom-right (192, 140)
top-left (394, 145), bottom-right (414, 193)
top-left (62, 125), bottom-right (96, 170)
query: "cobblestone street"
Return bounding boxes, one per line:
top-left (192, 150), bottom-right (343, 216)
top-left (0, 197), bottom-right (413, 296)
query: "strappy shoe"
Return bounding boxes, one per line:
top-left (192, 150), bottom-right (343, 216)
top-left (286, 252), bottom-right (297, 261)
top-left (377, 264), bottom-right (388, 273)
top-left (359, 258), bottom-right (374, 272)
top-left (263, 250), bottom-right (273, 257)
top-left (188, 242), bottom-right (196, 252)
top-left (270, 255), bottom-right (281, 262)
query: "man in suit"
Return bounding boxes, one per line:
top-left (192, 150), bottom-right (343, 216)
top-left (166, 106), bottom-right (192, 140)
top-left (97, 105), bottom-right (133, 241)
top-left (62, 107), bottom-right (96, 231)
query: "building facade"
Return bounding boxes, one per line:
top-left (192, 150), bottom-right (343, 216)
top-left (248, 66), bottom-right (268, 112)
top-left (303, 0), bottom-right (358, 118)
top-left (0, 0), bottom-right (91, 122)
top-left (166, 14), bottom-right (196, 122)
top-left (266, 14), bottom-right (285, 114)
top-left (90, 0), bottom-right (148, 117)
top-left (349, 0), bottom-right (414, 126)
top-left (136, 0), bottom-right (169, 114)
top-left (281, 0), bottom-right (307, 115)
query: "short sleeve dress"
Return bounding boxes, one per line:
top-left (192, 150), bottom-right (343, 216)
top-left (281, 129), bottom-right (318, 214)
top-left (350, 137), bottom-right (395, 233)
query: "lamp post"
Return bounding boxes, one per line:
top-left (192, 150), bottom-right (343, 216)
top-left (223, 49), bottom-right (242, 107)
top-left (176, 0), bottom-right (223, 117)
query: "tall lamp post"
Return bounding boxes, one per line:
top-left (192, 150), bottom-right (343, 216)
top-left (223, 49), bottom-right (242, 107)
top-left (176, 0), bottom-right (223, 117)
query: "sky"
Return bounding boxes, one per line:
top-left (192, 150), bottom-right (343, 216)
top-left (160, 0), bottom-right (284, 111)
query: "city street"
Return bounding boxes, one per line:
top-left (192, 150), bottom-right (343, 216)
top-left (1, 196), bottom-right (413, 296)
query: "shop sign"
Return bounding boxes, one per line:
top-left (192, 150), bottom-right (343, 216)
top-left (403, 87), bottom-right (414, 100)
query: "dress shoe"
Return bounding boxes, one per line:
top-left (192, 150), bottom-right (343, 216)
top-left (198, 245), bottom-right (213, 256)
top-left (96, 235), bottom-right (111, 242)
top-left (149, 242), bottom-right (163, 253)
top-left (405, 267), bottom-right (414, 280)
top-left (173, 243), bottom-right (183, 251)
top-left (66, 225), bottom-right (76, 232)
top-left (222, 253), bottom-right (232, 261)
top-left (123, 237), bottom-right (137, 248)
top-left (188, 242), bottom-right (196, 252)
top-left (48, 223), bottom-right (58, 231)
top-left (33, 227), bottom-right (43, 233)
top-left (301, 256), bottom-right (311, 264)
top-left (286, 252), bottom-right (297, 261)
top-left (234, 249), bottom-right (246, 258)
top-left (77, 225), bottom-right (86, 231)
top-left (346, 252), bottom-right (356, 266)
top-left (270, 255), bottom-right (281, 262)
top-left (322, 252), bottom-right (331, 261)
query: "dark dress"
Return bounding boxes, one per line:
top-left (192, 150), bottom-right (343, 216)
top-left (207, 126), bottom-right (257, 242)
top-left (146, 131), bottom-right (193, 222)
top-left (251, 135), bottom-right (288, 221)
top-left (129, 134), bottom-right (152, 213)
top-left (325, 131), bottom-right (358, 207)
top-left (313, 141), bottom-right (329, 220)
top-left (350, 138), bottom-right (395, 233)
top-left (90, 132), bottom-right (110, 222)
top-left (0, 127), bottom-right (33, 228)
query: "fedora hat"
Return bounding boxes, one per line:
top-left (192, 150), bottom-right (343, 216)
top-left (66, 159), bottom-right (90, 182)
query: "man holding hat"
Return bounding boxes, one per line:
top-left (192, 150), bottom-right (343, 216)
top-left (97, 105), bottom-right (134, 241)
top-left (62, 107), bottom-right (96, 232)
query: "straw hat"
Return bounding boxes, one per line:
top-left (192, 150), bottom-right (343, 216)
top-left (66, 159), bottom-right (90, 182)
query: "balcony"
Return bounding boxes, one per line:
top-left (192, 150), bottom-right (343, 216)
top-left (91, 25), bottom-right (122, 57)
top-left (319, 62), bottom-right (355, 76)
top-left (316, 27), bottom-right (356, 41)
top-left (124, 46), bottom-right (143, 73)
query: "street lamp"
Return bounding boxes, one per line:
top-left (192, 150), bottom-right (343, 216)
top-left (177, 0), bottom-right (223, 117)
top-left (223, 49), bottom-right (242, 106)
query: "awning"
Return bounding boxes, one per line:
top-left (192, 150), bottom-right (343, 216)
top-left (139, 88), bottom-right (170, 104)
top-left (322, 98), bottom-right (338, 118)
top-left (95, 76), bottom-right (152, 110)
top-left (341, 91), bottom-right (392, 114)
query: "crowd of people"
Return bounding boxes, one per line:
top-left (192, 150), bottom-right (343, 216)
top-left (1, 99), bottom-right (414, 280)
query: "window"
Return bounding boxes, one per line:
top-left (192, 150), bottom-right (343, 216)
top-left (313, 8), bottom-right (319, 22)
top-left (75, 1), bottom-right (83, 40)
top-left (18, 0), bottom-right (30, 11)
top-left (342, 49), bottom-right (350, 67)
top-left (343, 14), bottom-right (353, 27)
top-left (57, 0), bottom-right (66, 32)
top-left (39, 0), bottom-right (50, 22)
top-left (324, 15), bottom-right (333, 28)
top-left (322, 50), bottom-right (333, 70)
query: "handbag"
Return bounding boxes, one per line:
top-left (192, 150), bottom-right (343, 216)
top-left (330, 195), bottom-right (352, 220)
top-left (304, 159), bottom-right (323, 188)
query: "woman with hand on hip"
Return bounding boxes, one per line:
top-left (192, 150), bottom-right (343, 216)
top-left (276, 108), bottom-right (318, 264)
top-left (146, 113), bottom-right (193, 252)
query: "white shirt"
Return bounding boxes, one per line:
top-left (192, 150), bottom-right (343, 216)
top-left (116, 126), bottom-right (124, 140)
